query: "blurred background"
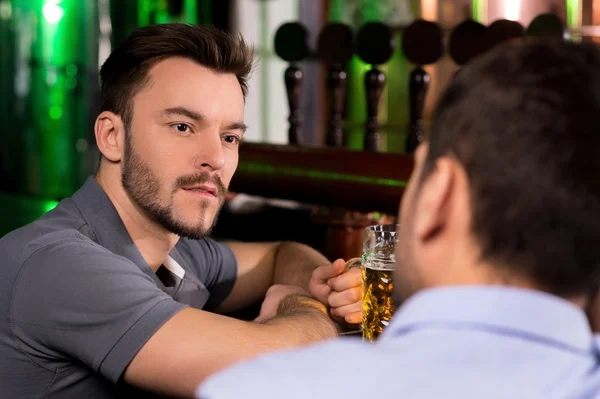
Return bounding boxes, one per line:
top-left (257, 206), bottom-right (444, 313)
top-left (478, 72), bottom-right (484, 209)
top-left (0, 0), bottom-right (596, 258)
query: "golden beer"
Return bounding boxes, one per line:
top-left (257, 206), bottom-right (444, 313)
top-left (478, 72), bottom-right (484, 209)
top-left (362, 264), bottom-right (396, 341)
top-left (345, 224), bottom-right (398, 341)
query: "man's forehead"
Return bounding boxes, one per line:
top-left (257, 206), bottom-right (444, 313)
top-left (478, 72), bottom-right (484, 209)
top-left (135, 58), bottom-right (244, 118)
top-left (147, 57), bottom-right (239, 89)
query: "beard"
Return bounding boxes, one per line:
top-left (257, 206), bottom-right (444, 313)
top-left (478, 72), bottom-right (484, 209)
top-left (121, 133), bottom-right (227, 240)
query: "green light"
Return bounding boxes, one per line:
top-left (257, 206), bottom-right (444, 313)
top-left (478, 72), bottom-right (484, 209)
top-left (189, 0), bottom-right (200, 24)
top-left (45, 67), bottom-right (58, 86)
top-left (15, 0), bottom-right (90, 199)
top-left (49, 90), bottom-right (64, 105)
top-left (65, 77), bottom-right (77, 90)
top-left (472, 0), bottom-right (486, 23)
top-left (238, 162), bottom-right (407, 187)
top-left (44, 201), bottom-right (59, 213)
top-left (327, 0), bottom-right (344, 21)
top-left (346, 55), bottom-right (369, 150)
top-left (386, 31), bottom-right (409, 153)
top-left (139, 0), bottom-right (199, 26)
top-left (0, 194), bottom-right (60, 236)
top-left (361, 0), bottom-right (382, 23)
top-left (0, 1), bottom-right (12, 20)
top-left (566, 0), bottom-right (580, 28)
top-left (43, 1), bottom-right (64, 24)
top-left (49, 106), bottom-right (63, 120)
top-left (65, 64), bottom-right (78, 77)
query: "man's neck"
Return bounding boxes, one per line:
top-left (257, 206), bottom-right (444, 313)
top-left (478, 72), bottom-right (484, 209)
top-left (432, 256), bottom-right (588, 310)
top-left (95, 173), bottom-right (178, 272)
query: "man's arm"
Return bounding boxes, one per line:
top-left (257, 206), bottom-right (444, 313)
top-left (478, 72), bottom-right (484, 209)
top-left (123, 292), bottom-right (337, 398)
top-left (15, 237), bottom-right (338, 399)
top-left (216, 241), bottom-right (330, 313)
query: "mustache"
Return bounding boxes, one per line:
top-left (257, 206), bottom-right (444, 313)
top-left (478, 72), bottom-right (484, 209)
top-left (175, 173), bottom-right (227, 198)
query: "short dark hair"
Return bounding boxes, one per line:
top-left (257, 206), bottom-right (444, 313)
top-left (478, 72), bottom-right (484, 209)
top-left (99, 23), bottom-right (254, 128)
top-left (423, 39), bottom-right (600, 296)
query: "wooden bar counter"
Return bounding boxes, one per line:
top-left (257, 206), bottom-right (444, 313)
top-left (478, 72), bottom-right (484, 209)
top-left (230, 143), bottom-right (414, 214)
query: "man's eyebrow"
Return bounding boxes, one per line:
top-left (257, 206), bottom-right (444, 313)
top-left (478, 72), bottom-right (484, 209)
top-left (225, 122), bottom-right (248, 133)
top-left (161, 107), bottom-right (204, 121)
top-left (162, 107), bottom-right (246, 132)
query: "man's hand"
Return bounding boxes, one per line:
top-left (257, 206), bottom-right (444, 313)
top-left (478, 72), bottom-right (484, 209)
top-left (254, 284), bottom-right (308, 323)
top-left (308, 258), bottom-right (363, 324)
top-left (254, 284), bottom-right (338, 341)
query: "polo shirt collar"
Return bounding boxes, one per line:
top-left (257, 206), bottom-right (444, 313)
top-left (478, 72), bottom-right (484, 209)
top-left (383, 286), bottom-right (595, 354)
top-left (71, 176), bottom-right (166, 287)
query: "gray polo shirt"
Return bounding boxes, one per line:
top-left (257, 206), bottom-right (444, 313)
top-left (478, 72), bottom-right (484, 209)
top-left (0, 177), bottom-right (238, 398)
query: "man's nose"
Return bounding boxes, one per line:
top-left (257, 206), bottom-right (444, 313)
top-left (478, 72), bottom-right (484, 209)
top-left (193, 130), bottom-right (225, 171)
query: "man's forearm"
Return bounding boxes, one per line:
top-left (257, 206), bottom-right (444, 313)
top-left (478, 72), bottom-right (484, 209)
top-left (262, 293), bottom-right (338, 340)
top-left (124, 301), bottom-right (338, 398)
top-left (272, 242), bottom-right (330, 290)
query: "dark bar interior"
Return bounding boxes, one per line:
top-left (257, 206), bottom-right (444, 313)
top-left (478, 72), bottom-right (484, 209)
top-left (3, 0), bottom-right (589, 260)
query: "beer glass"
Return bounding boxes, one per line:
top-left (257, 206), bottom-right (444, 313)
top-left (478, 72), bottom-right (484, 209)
top-left (346, 224), bottom-right (398, 341)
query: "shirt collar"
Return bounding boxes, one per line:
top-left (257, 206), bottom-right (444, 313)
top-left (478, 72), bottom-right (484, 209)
top-left (71, 176), bottom-right (164, 285)
top-left (383, 286), bottom-right (594, 353)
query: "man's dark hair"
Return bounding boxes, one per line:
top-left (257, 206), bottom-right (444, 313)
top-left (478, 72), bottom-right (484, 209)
top-left (99, 23), bottom-right (254, 128)
top-left (423, 39), bottom-right (600, 296)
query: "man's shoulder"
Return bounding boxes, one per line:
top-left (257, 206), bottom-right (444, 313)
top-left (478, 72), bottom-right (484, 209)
top-left (198, 338), bottom-right (371, 398)
top-left (0, 226), bottom-right (106, 272)
top-left (198, 331), bottom-right (589, 399)
top-left (2, 194), bottom-right (95, 248)
top-left (0, 219), bottom-right (124, 320)
top-left (0, 202), bottom-right (116, 279)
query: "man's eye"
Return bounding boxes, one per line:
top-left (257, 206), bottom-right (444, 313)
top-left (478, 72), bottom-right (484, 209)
top-left (173, 123), bottom-right (190, 133)
top-left (223, 135), bottom-right (240, 144)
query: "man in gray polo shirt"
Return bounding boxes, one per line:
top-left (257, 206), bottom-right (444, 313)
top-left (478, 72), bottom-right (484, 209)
top-left (0, 24), bottom-right (362, 398)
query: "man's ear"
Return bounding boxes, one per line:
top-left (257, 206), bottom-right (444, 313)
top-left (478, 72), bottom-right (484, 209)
top-left (413, 158), bottom-right (456, 243)
top-left (95, 111), bottom-right (125, 163)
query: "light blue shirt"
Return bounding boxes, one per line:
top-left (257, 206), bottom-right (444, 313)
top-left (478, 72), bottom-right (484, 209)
top-left (197, 287), bottom-right (600, 399)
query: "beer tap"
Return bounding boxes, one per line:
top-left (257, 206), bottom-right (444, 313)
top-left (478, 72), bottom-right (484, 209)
top-left (317, 23), bottom-right (354, 148)
top-left (274, 22), bottom-right (310, 146)
top-left (402, 20), bottom-right (444, 153)
top-left (527, 13), bottom-right (567, 39)
top-left (483, 19), bottom-right (526, 51)
top-left (449, 20), bottom-right (487, 70)
top-left (356, 22), bottom-right (395, 152)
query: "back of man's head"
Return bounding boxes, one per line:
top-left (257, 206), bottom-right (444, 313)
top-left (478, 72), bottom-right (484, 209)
top-left (423, 39), bottom-right (600, 297)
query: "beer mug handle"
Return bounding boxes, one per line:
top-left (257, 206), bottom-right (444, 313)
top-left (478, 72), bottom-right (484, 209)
top-left (344, 257), bottom-right (362, 271)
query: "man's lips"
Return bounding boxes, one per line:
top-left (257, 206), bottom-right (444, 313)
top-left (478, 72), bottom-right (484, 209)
top-left (182, 185), bottom-right (217, 197)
